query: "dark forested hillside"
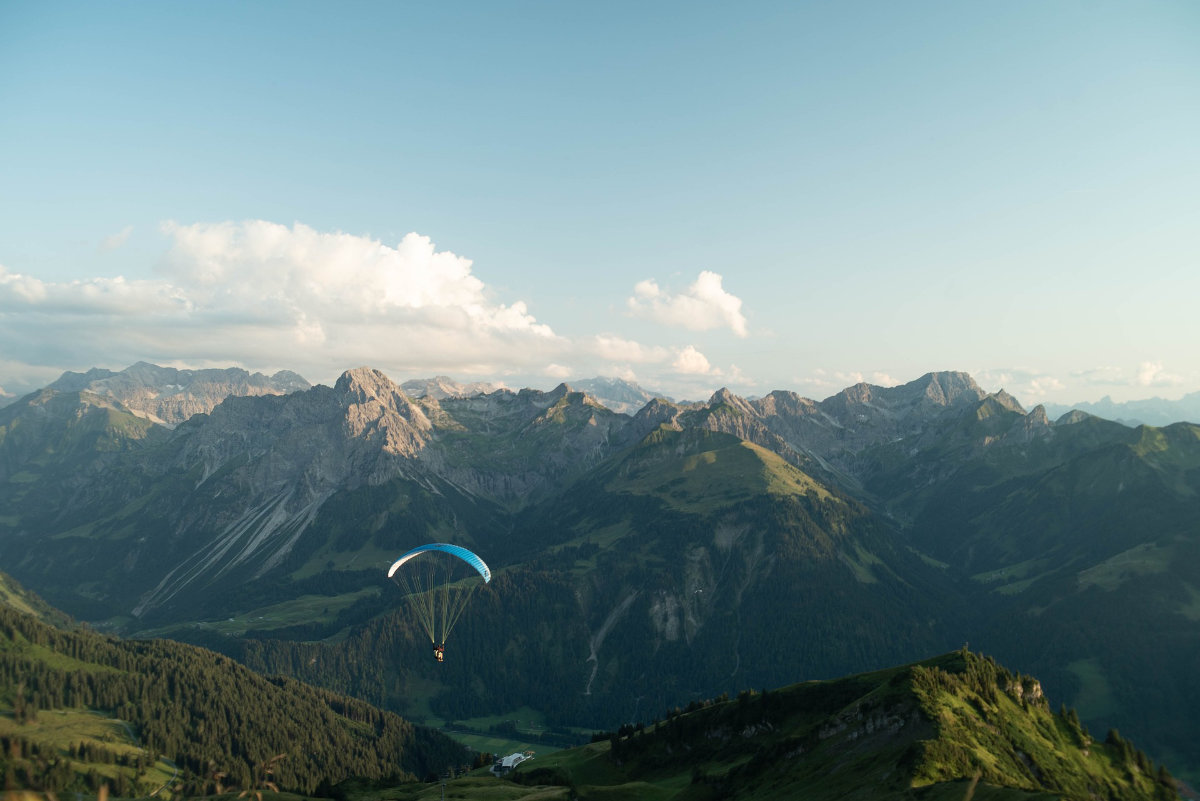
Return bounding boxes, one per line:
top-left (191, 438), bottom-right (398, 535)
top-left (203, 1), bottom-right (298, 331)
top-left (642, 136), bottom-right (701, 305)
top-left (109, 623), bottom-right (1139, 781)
top-left (0, 603), bottom-right (467, 796)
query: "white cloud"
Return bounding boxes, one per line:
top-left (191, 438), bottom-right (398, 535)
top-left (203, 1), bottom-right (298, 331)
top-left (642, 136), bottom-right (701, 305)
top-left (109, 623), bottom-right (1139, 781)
top-left (158, 221), bottom-right (554, 336)
top-left (1022, 377), bottom-right (1066, 399)
top-left (0, 264), bottom-right (185, 314)
top-left (100, 225), bottom-right (134, 251)
top-left (543, 363), bottom-right (572, 379)
top-left (672, 345), bottom-right (715, 375)
top-left (586, 335), bottom-right (671, 364)
top-left (0, 222), bottom-right (568, 384)
top-left (627, 270), bottom-right (748, 337)
top-left (581, 336), bottom-right (721, 379)
top-left (609, 365), bottom-right (638, 382)
top-left (1136, 361), bottom-right (1184, 388)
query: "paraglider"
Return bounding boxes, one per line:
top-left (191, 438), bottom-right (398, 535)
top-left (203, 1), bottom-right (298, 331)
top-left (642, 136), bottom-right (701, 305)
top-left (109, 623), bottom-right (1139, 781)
top-left (387, 543), bottom-right (491, 662)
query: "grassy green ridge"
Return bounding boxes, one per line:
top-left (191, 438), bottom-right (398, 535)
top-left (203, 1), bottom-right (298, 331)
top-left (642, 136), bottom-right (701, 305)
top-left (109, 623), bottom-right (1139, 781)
top-left (0, 600), bottom-right (468, 798)
top-left (0, 572), bottom-right (73, 630)
top-left (501, 650), bottom-right (1174, 801)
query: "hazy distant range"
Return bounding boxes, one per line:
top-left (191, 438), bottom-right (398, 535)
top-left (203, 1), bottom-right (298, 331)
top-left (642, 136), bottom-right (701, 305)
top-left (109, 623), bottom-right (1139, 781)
top-left (4, 365), bottom-right (1199, 428)
top-left (1041, 392), bottom-right (1200, 428)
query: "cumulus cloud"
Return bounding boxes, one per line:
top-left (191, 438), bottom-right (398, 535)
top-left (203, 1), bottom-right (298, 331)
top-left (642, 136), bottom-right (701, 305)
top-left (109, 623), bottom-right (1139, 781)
top-left (586, 335), bottom-right (671, 364)
top-left (627, 271), bottom-right (748, 337)
top-left (158, 221), bottom-right (555, 337)
top-left (1022, 377), bottom-right (1066, 399)
top-left (1136, 361), bottom-right (1184, 388)
top-left (608, 365), bottom-right (639, 382)
top-left (562, 336), bottom-right (729, 392)
top-left (0, 222), bottom-right (566, 384)
top-left (672, 345), bottom-right (714, 375)
top-left (0, 264), bottom-right (187, 315)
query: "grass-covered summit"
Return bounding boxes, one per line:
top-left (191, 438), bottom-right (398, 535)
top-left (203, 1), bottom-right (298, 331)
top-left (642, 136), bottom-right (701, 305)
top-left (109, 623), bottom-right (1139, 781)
top-left (505, 649), bottom-right (1175, 801)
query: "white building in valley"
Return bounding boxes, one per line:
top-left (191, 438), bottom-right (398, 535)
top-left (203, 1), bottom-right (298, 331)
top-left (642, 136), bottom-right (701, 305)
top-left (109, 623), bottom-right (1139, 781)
top-left (491, 751), bottom-right (534, 776)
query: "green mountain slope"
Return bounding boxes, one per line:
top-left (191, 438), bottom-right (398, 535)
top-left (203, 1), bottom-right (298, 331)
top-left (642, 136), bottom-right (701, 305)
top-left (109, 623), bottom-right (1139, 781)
top-left (506, 650), bottom-right (1174, 801)
top-left (236, 426), bottom-right (970, 738)
top-left (0, 387), bottom-right (165, 481)
top-left (0, 571), bottom-right (73, 629)
top-left (0, 601), bottom-right (467, 797)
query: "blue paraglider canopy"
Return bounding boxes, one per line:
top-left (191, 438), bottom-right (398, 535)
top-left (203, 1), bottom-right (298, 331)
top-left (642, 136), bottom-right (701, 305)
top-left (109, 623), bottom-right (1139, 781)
top-left (387, 543), bottom-right (491, 583)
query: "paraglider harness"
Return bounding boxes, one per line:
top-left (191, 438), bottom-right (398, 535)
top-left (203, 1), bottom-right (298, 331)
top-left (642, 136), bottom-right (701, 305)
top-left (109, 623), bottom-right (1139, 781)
top-left (434, 644), bottom-right (445, 662)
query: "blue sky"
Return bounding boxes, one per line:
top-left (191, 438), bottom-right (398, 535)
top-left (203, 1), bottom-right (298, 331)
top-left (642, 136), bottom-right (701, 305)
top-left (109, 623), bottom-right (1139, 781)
top-left (1, 1), bottom-right (1197, 405)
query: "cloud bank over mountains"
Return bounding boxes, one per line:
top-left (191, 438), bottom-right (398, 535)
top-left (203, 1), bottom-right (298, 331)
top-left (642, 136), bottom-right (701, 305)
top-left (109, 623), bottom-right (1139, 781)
top-left (0, 220), bottom-right (738, 396)
top-left (0, 218), bottom-right (1194, 407)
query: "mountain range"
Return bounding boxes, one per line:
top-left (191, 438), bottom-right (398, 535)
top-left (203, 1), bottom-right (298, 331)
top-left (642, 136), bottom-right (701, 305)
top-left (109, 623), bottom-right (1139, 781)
top-left (1, 362), bottom-right (1198, 784)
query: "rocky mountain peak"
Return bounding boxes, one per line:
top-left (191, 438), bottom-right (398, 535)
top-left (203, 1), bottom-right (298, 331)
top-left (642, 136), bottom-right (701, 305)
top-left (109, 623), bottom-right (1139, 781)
top-left (749, 390), bottom-right (821, 418)
top-left (989, 389), bottom-right (1026, 414)
top-left (336, 366), bottom-right (404, 401)
top-left (823, 372), bottom-right (983, 416)
top-left (335, 367), bottom-right (432, 438)
top-left (912, 371), bottom-right (985, 406)
top-left (1003, 403), bottom-right (1053, 443)
top-left (629, 398), bottom-right (690, 441)
top-left (509, 383), bottom-right (573, 410)
top-left (707, 387), bottom-right (757, 417)
top-left (1055, 409), bottom-right (1094, 426)
top-left (47, 367), bottom-right (120, 392)
top-left (709, 387), bottom-right (735, 404)
top-left (836, 382), bottom-right (875, 405)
